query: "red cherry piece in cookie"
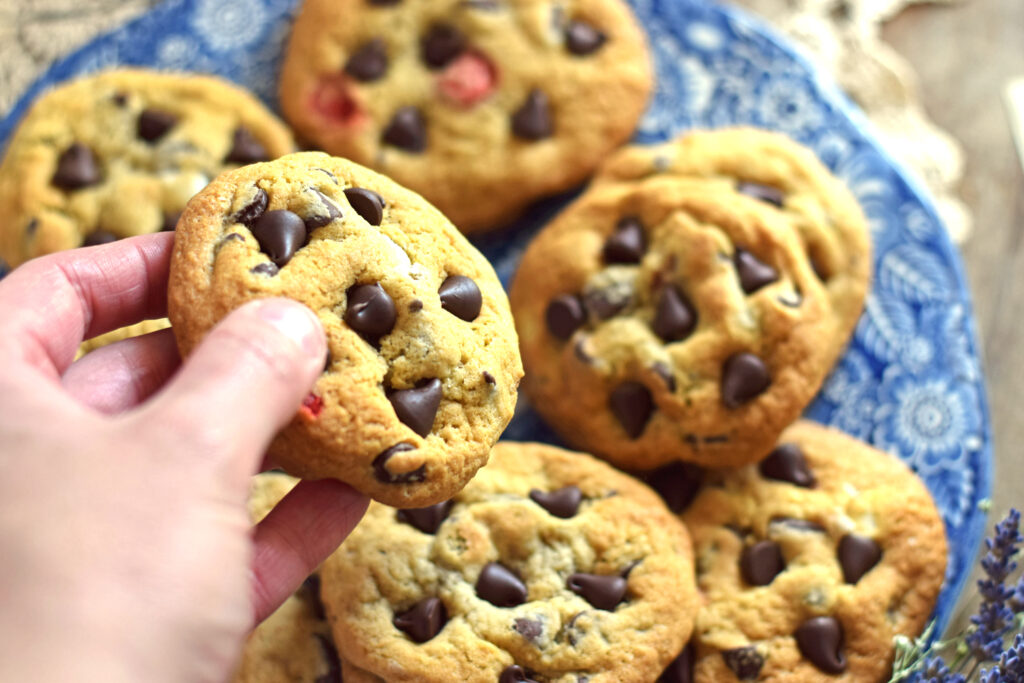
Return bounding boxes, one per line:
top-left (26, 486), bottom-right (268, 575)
top-left (310, 75), bottom-right (364, 126)
top-left (438, 51), bottom-right (498, 108)
top-left (300, 393), bottom-right (323, 419)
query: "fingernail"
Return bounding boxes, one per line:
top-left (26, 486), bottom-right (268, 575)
top-left (251, 298), bottom-right (324, 358)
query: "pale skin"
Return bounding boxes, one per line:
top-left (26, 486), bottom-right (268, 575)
top-left (0, 232), bottom-right (368, 682)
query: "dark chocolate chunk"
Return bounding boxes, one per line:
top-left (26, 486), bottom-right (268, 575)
top-left (439, 275), bottom-right (482, 321)
top-left (740, 540), bottom-right (785, 586)
top-left (734, 247), bottom-right (779, 294)
top-left (396, 500), bottom-right (454, 534)
top-left (545, 294), bottom-right (585, 340)
top-left (344, 283), bottom-right (397, 343)
top-left (476, 562), bottom-right (527, 607)
top-left (82, 230), bottom-right (118, 246)
top-left (511, 90), bottom-right (553, 140)
top-left (344, 187), bottom-right (385, 225)
top-left (250, 262), bottom-right (279, 277)
top-left (566, 573), bottom-right (627, 610)
top-left (583, 288), bottom-right (627, 320)
top-left (250, 209), bottom-right (306, 267)
top-left (409, 299), bottom-right (424, 313)
top-left (421, 23), bottom-right (466, 68)
top-left (737, 181), bottom-right (784, 207)
top-left (652, 285), bottom-right (697, 342)
top-left (393, 597), bottom-right (447, 643)
top-left (388, 378), bottom-right (443, 437)
top-left (304, 189), bottom-right (343, 232)
top-left (652, 362), bottom-right (676, 392)
top-left (137, 108), bottom-right (177, 142)
top-left (52, 143), bottom-right (101, 190)
top-left (513, 617), bottom-right (543, 642)
top-left (838, 534), bottom-right (882, 584)
top-left (225, 126), bottom-right (269, 164)
top-left (602, 216), bottom-right (646, 264)
top-left (345, 38), bottom-right (389, 81)
top-left (657, 642), bottom-right (694, 683)
top-left (313, 633), bottom-right (342, 683)
top-left (483, 370), bottom-right (496, 385)
top-left (721, 646), bottom-right (764, 680)
top-left (795, 616), bottom-right (847, 674)
top-left (637, 462), bottom-right (703, 514)
top-left (382, 107), bottom-right (427, 152)
top-left (759, 443), bottom-right (816, 487)
top-left (231, 187), bottom-right (269, 226)
top-left (609, 381), bottom-right (653, 439)
top-left (720, 352), bottom-right (770, 408)
top-left (500, 665), bottom-right (539, 683)
top-left (162, 211), bottom-right (182, 232)
top-left (529, 486), bottom-right (582, 518)
top-left (372, 443), bottom-right (426, 484)
top-left (565, 20), bottom-right (607, 55)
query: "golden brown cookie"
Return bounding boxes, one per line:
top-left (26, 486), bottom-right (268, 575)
top-left (510, 175), bottom-right (838, 469)
top-left (168, 152), bottom-right (522, 507)
top-left (320, 441), bottom-right (698, 683)
top-left (278, 0), bottom-right (653, 233)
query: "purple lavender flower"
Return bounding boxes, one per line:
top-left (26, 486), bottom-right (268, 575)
top-left (905, 656), bottom-right (967, 682)
top-left (968, 510), bottom-right (1023, 661)
top-left (979, 632), bottom-right (1024, 682)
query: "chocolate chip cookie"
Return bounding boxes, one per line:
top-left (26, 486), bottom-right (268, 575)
top-left (278, 0), bottom-right (653, 233)
top-left (319, 441), bottom-right (697, 683)
top-left (0, 69), bottom-right (295, 268)
top-left (510, 175), bottom-right (839, 469)
top-left (167, 152), bottom-right (522, 508)
top-left (659, 420), bottom-right (946, 682)
top-left (595, 127), bottom-right (871, 360)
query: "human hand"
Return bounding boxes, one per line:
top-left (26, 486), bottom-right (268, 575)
top-left (0, 232), bottom-right (368, 683)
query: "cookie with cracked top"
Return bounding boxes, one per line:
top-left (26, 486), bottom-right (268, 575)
top-left (168, 152), bottom-right (522, 507)
top-left (661, 421), bottom-right (945, 682)
top-left (278, 0), bottom-right (652, 233)
top-left (319, 441), bottom-right (697, 683)
top-left (510, 175), bottom-right (840, 469)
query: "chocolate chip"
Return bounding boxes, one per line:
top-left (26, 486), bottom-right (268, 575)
top-left (250, 210), bottom-right (306, 267)
top-left (304, 189), bottom-right (343, 232)
top-left (740, 540), bottom-right (785, 586)
top-left (511, 90), bottom-right (553, 140)
top-left (111, 92), bottom-right (128, 106)
top-left (137, 108), bottom-right (177, 142)
top-left (583, 288), bottom-right (627, 320)
top-left (565, 20), bottom-right (606, 55)
top-left (421, 23), bottom-right (466, 68)
top-left (734, 248), bottom-right (779, 294)
top-left (393, 597), bottom-right (447, 643)
top-left (500, 665), bottom-right (538, 683)
top-left (795, 616), bottom-right (847, 674)
top-left (162, 211), bottom-right (182, 232)
top-left (720, 352), bottom-right (770, 408)
top-left (483, 370), bottom-right (496, 385)
top-left (396, 500), bottom-right (454, 534)
top-left (602, 216), bottom-right (646, 264)
top-left (513, 618), bottom-right (543, 642)
top-left (439, 275), bottom-right (482, 321)
top-left (658, 642), bottom-right (694, 683)
top-left (609, 381), bottom-right (653, 439)
top-left (838, 534), bottom-right (882, 584)
top-left (382, 107), bottom-right (427, 152)
top-left (567, 573), bottom-right (627, 610)
top-left (225, 126), bottom-right (270, 164)
top-left (529, 486), bottom-right (582, 518)
top-left (231, 187), bottom-right (269, 226)
top-left (737, 181), bottom-right (784, 207)
top-left (313, 633), bottom-right (342, 683)
top-left (302, 574), bottom-right (326, 620)
top-left (345, 38), bottom-right (389, 81)
top-left (636, 462), bottom-right (702, 514)
top-left (324, 348), bottom-right (333, 372)
top-left (546, 294), bottom-right (586, 340)
top-left (653, 285), bottom-right (697, 342)
top-left (721, 646), bottom-right (764, 680)
top-left (344, 283), bottom-right (396, 343)
top-left (409, 299), bottom-right (424, 313)
top-left (770, 517), bottom-right (825, 533)
top-left (759, 443), bottom-right (816, 487)
top-left (82, 230), bottom-right (118, 246)
top-left (652, 362), bottom-right (676, 392)
top-left (388, 378), bottom-right (443, 437)
top-left (476, 562), bottom-right (527, 607)
top-left (344, 187), bottom-right (385, 225)
top-left (52, 143), bottom-right (101, 190)
top-left (373, 443), bottom-right (426, 484)
top-left (250, 262), bottom-right (279, 276)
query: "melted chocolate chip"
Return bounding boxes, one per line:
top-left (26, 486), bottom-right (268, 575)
top-left (421, 23), bottom-right (466, 68)
top-left (653, 285), bottom-right (697, 342)
top-left (545, 294), bottom-right (586, 340)
top-left (52, 143), bottom-right (101, 190)
top-left (439, 275), bottom-right (482, 321)
top-left (740, 540), bottom-right (785, 586)
top-left (636, 462), bottom-right (703, 514)
top-left (838, 534), bottom-right (882, 584)
top-left (795, 616), bottom-right (847, 674)
top-left (759, 443), bottom-right (816, 487)
top-left (225, 126), bottom-right (269, 164)
top-left (500, 665), bottom-right (539, 683)
top-left (721, 646), bottom-right (764, 680)
top-left (609, 381), bottom-right (653, 439)
top-left (250, 210), bottom-right (306, 267)
top-left (652, 362), bottom-right (676, 392)
top-left (344, 187), bottom-right (385, 225)
top-left (231, 187), bottom-right (269, 226)
top-left (513, 618), bottom-right (543, 642)
top-left (393, 597), bottom-right (447, 642)
top-left (511, 90), bottom-right (553, 140)
top-left (565, 20), bottom-right (606, 55)
top-left (382, 107), bottom-right (427, 152)
top-left (313, 633), bottom-right (342, 683)
top-left (583, 288), bottom-right (627, 320)
top-left (344, 283), bottom-right (396, 343)
top-left (250, 262), bottom-right (279, 276)
top-left (388, 378), bottom-right (443, 437)
top-left (734, 247), bottom-right (779, 294)
top-left (82, 230), bottom-right (118, 246)
top-left (737, 181), bottom-right (784, 207)
top-left (396, 500), bottom-right (454, 534)
top-left (345, 38), bottom-right (389, 81)
top-left (162, 211), bottom-right (182, 232)
top-left (529, 486), bottom-right (582, 518)
top-left (602, 216), bottom-right (646, 264)
top-left (567, 573), bottom-right (627, 610)
top-left (476, 562), bottom-right (527, 607)
top-left (657, 642), bottom-right (694, 683)
top-left (373, 443), bottom-right (426, 484)
top-left (304, 189), bottom-right (343, 232)
top-left (137, 108), bottom-right (177, 142)
top-left (720, 352), bottom-right (770, 408)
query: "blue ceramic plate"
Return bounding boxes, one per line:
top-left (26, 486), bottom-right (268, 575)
top-left (0, 0), bottom-right (991, 636)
